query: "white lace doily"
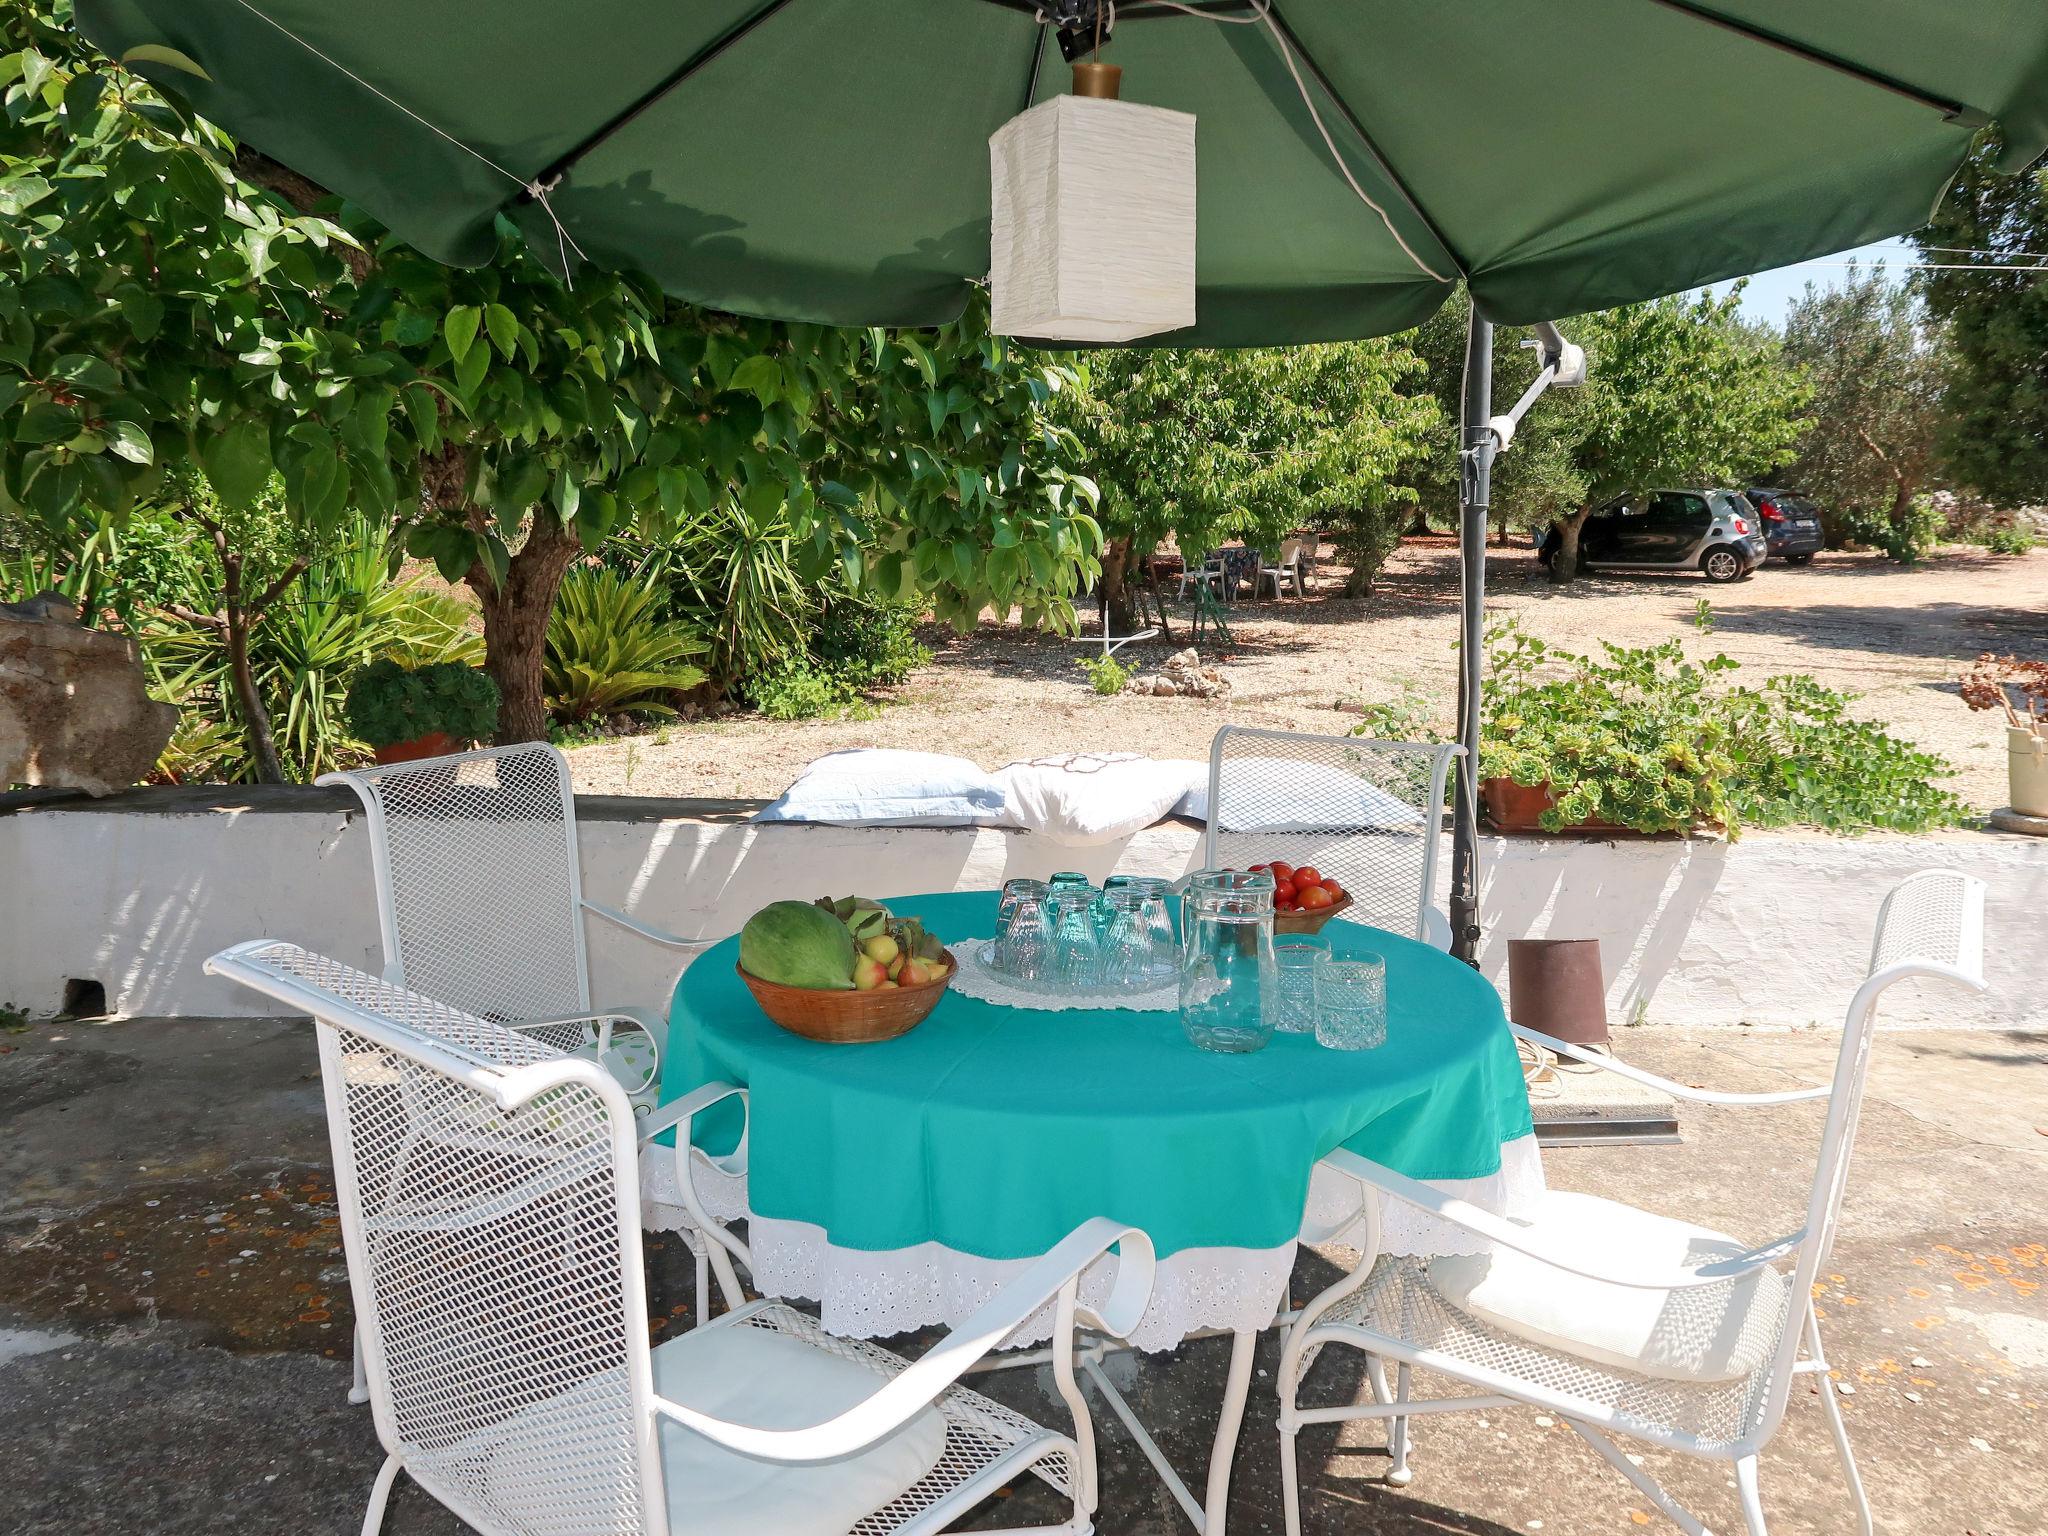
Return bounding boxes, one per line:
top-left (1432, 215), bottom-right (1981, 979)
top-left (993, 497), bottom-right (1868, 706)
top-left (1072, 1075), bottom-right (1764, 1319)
top-left (641, 1133), bottom-right (1545, 1352)
top-left (947, 938), bottom-right (1178, 1013)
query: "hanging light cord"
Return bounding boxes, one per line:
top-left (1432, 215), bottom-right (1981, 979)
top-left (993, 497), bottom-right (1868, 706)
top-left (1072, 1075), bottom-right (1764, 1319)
top-left (214, 0), bottom-right (588, 278)
top-left (1041, 0), bottom-right (1456, 284)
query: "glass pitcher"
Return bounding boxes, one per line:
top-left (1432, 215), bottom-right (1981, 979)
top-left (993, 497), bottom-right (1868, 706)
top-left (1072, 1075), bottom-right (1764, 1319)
top-left (1178, 868), bottom-right (1277, 1053)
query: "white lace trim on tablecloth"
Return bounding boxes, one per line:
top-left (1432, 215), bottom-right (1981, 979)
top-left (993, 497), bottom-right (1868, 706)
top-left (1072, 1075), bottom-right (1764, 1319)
top-left (642, 1132), bottom-right (1546, 1351)
top-left (639, 1144), bottom-right (751, 1252)
top-left (948, 938), bottom-right (1177, 1013)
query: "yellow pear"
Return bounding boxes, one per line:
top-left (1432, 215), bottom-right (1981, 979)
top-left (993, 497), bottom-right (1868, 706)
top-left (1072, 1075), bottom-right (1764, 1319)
top-left (863, 934), bottom-right (900, 965)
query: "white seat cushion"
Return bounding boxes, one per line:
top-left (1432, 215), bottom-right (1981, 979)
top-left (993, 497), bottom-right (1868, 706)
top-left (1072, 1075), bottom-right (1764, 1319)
top-left (1426, 1190), bottom-right (1789, 1385)
top-left (652, 1320), bottom-right (949, 1536)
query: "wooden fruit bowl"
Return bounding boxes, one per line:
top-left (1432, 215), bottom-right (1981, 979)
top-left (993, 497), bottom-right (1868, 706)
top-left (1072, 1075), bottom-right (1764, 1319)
top-left (737, 949), bottom-right (957, 1044)
top-left (1274, 892), bottom-right (1354, 936)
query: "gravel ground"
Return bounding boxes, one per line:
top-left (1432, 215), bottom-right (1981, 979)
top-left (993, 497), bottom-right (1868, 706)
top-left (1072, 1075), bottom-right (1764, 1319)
top-left (566, 537), bottom-right (2048, 812)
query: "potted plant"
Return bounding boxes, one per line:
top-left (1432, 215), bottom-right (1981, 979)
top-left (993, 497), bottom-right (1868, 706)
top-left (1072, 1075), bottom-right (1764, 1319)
top-left (1959, 653), bottom-right (2048, 817)
top-left (1478, 623), bottom-right (1737, 836)
top-left (344, 659), bottom-right (501, 764)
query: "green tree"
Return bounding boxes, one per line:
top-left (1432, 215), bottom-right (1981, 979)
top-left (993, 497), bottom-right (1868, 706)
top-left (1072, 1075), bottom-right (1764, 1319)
top-left (1059, 341), bottom-right (1436, 628)
top-left (1543, 291), bottom-right (1805, 582)
top-left (1781, 266), bottom-right (1946, 552)
top-left (0, 1), bottom-right (426, 777)
top-left (1913, 131), bottom-right (2048, 507)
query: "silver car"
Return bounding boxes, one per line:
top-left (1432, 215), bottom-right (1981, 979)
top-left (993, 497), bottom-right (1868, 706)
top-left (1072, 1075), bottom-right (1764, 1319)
top-left (1541, 488), bottom-right (1769, 582)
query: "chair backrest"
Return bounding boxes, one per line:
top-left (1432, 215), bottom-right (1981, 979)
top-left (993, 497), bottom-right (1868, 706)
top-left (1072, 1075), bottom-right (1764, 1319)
top-left (205, 941), bottom-right (659, 1535)
top-left (1274, 535), bottom-right (1306, 567)
top-left (1202, 726), bottom-right (1460, 940)
top-left (1758, 869), bottom-right (1986, 1438)
top-left (322, 742), bottom-right (592, 1023)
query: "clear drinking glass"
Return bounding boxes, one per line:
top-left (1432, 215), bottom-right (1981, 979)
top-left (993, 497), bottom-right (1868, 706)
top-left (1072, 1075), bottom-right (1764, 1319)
top-left (1179, 868), bottom-right (1277, 1053)
top-left (1096, 888), bottom-right (1171, 991)
top-left (993, 878), bottom-right (1053, 981)
top-left (1048, 871), bottom-right (1093, 893)
top-left (1273, 938), bottom-right (1331, 1034)
top-left (1046, 887), bottom-right (1104, 990)
top-left (1313, 952), bottom-right (1388, 1051)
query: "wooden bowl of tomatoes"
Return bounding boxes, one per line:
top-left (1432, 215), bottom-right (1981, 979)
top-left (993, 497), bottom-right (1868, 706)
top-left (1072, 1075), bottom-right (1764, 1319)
top-left (1248, 861), bottom-right (1354, 934)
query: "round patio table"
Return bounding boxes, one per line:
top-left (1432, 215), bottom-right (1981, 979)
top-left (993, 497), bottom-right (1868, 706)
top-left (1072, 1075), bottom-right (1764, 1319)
top-left (648, 889), bottom-right (1537, 1532)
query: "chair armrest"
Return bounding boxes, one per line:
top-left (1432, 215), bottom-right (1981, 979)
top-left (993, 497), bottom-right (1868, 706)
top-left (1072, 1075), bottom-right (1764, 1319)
top-left (638, 1081), bottom-right (746, 1147)
top-left (581, 898), bottom-right (697, 951)
top-left (650, 1217), bottom-right (1155, 1464)
top-left (1320, 1148), bottom-right (1796, 1292)
top-left (1508, 1023), bottom-right (1831, 1107)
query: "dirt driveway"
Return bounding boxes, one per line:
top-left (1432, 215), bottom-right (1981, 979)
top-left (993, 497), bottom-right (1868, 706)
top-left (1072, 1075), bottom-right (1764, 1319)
top-left (567, 539), bottom-right (2047, 812)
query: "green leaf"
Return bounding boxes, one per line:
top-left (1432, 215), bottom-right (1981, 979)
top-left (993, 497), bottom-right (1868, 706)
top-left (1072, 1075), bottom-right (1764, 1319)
top-left (15, 402), bottom-right (81, 444)
top-left (0, 174), bottom-right (54, 217)
top-left (484, 303), bottom-right (519, 362)
top-left (51, 354), bottom-right (120, 397)
top-left (450, 334), bottom-right (489, 399)
top-left (120, 44), bottom-right (213, 80)
top-left (119, 290), bottom-right (164, 342)
top-left (200, 418), bottom-right (273, 508)
top-left (19, 48), bottom-right (52, 99)
top-left (443, 305), bottom-right (482, 366)
top-left (105, 420), bottom-right (154, 465)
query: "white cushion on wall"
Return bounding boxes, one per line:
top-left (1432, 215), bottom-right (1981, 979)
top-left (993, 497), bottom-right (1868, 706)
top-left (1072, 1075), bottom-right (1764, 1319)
top-left (753, 749), bottom-right (1006, 826)
top-left (995, 753), bottom-right (1208, 846)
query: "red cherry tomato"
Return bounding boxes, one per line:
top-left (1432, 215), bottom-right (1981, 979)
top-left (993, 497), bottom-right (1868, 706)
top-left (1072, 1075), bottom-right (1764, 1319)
top-left (1297, 884), bottom-right (1335, 911)
top-left (1320, 879), bottom-right (1345, 900)
top-left (1272, 879), bottom-right (1296, 904)
top-left (1292, 865), bottom-right (1322, 889)
top-left (1249, 863), bottom-right (1269, 873)
top-left (1269, 861), bottom-right (1295, 884)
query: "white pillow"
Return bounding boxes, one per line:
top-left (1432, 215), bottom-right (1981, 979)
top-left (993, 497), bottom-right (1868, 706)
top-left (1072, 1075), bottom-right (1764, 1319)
top-left (994, 753), bottom-right (1208, 847)
top-left (753, 749), bottom-right (1005, 826)
top-left (1175, 756), bottom-right (1424, 831)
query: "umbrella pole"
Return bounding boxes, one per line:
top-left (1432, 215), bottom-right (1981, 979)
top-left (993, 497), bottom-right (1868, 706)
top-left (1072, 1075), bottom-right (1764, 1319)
top-left (1450, 303), bottom-right (1493, 966)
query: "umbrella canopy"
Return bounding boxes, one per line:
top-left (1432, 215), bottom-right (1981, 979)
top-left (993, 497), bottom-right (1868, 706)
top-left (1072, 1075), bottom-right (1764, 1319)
top-left (77, 1), bottom-right (2048, 344)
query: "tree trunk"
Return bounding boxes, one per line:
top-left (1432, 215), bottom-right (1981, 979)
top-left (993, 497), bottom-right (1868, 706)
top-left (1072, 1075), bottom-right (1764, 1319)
top-left (466, 519), bottom-right (583, 744)
top-left (221, 567), bottom-right (285, 784)
top-left (1098, 536), bottom-right (1136, 636)
top-left (1548, 507), bottom-right (1593, 583)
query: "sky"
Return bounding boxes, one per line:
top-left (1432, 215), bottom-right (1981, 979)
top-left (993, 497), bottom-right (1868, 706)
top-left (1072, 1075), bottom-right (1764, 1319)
top-left (1711, 237), bottom-right (1912, 329)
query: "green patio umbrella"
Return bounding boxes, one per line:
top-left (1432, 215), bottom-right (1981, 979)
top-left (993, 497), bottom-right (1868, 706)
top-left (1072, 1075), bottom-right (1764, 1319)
top-left (75, 0), bottom-right (2048, 950)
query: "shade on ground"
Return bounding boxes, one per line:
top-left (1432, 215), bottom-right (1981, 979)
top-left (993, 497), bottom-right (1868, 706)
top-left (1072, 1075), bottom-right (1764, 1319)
top-left (77, 1), bottom-right (2048, 342)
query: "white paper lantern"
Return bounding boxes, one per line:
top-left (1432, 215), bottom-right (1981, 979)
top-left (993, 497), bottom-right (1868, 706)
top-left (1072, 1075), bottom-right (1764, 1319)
top-left (989, 94), bottom-right (1196, 343)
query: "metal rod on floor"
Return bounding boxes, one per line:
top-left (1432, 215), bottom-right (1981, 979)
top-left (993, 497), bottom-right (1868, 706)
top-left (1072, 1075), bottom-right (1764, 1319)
top-left (1450, 302), bottom-right (1494, 966)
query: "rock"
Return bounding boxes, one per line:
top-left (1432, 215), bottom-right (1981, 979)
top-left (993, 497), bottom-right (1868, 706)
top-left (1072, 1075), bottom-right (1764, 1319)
top-left (0, 601), bottom-right (176, 796)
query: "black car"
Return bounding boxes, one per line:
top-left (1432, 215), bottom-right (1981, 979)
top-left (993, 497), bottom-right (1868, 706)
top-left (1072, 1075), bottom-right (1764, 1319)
top-left (1743, 488), bottom-right (1825, 564)
top-left (1538, 488), bottom-right (1768, 583)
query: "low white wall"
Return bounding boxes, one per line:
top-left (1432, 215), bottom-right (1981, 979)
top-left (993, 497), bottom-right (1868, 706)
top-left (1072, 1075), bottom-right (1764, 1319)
top-left (1, 789), bottom-right (2040, 1029)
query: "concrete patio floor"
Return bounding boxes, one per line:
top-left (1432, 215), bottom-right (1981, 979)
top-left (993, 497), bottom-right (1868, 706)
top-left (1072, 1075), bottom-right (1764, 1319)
top-left (2, 1016), bottom-right (2042, 1536)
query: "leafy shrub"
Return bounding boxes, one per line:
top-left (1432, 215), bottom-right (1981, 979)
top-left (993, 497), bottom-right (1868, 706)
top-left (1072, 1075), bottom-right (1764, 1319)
top-left (544, 565), bottom-right (708, 724)
top-left (1078, 653), bottom-right (1134, 696)
top-left (747, 661), bottom-right (857, 721)
top-left (1479, 620), bottom-right (1969, 836)
top-left (344, 660), bottom-right (500, 748)
top-left (812, 596), bottom-right (929, 689)
top-left (143, 522), bottom-right (482, 782)
top-left (1836, 495), bottom-right (1944, 563)
top-left (1982, 523), bottom-right (2036, 556)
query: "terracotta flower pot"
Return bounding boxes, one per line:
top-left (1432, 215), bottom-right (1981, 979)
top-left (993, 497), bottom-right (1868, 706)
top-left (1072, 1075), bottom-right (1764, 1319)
top-left (373, 731), bottom-right (458, 766)
top-left (1480, 776), bottom-right (1630, 836)
top-left (2010, 727), bottom-right (2048, 818)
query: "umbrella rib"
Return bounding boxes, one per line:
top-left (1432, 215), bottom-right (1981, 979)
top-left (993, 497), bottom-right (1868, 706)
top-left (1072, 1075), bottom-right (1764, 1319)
top-left (1644, 0), bottom-right (1991, 127)
top-left (523, 0), bottom-right (805, 195)
top-left (1257, 1), bottom-right (1467, 281)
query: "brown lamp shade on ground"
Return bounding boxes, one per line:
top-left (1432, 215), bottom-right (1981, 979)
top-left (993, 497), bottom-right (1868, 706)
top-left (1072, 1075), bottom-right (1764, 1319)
top-left (1506, 938), bottom-right (1608, 1047)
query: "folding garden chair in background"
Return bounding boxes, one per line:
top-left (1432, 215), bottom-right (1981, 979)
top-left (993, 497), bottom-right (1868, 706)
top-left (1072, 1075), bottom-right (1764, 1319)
top-left (1203, 725), bottom-right (1461, 947)
top-left (205, 941), bottom-right (1154, 1536)
top-left (1276, 869), bottom-right (1988, 1536)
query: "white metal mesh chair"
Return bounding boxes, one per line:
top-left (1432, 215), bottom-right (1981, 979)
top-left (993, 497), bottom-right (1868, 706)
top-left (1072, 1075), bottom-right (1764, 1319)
top-left (205, 941), bottom-right (1156, 1536)
top-left (319, 742), bottom-right (692, 1096)
top-left (1274, 869), bottom-right (1988, 1536)
top-left (1203, 726), bottom-right (1460, 946)
top-left (321, 742), bottom-right (739, 1396)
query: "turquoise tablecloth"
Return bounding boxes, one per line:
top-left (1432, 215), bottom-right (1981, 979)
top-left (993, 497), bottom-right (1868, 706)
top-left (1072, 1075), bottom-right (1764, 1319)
top-left (658, 891), bottom-right (1531, 1262)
